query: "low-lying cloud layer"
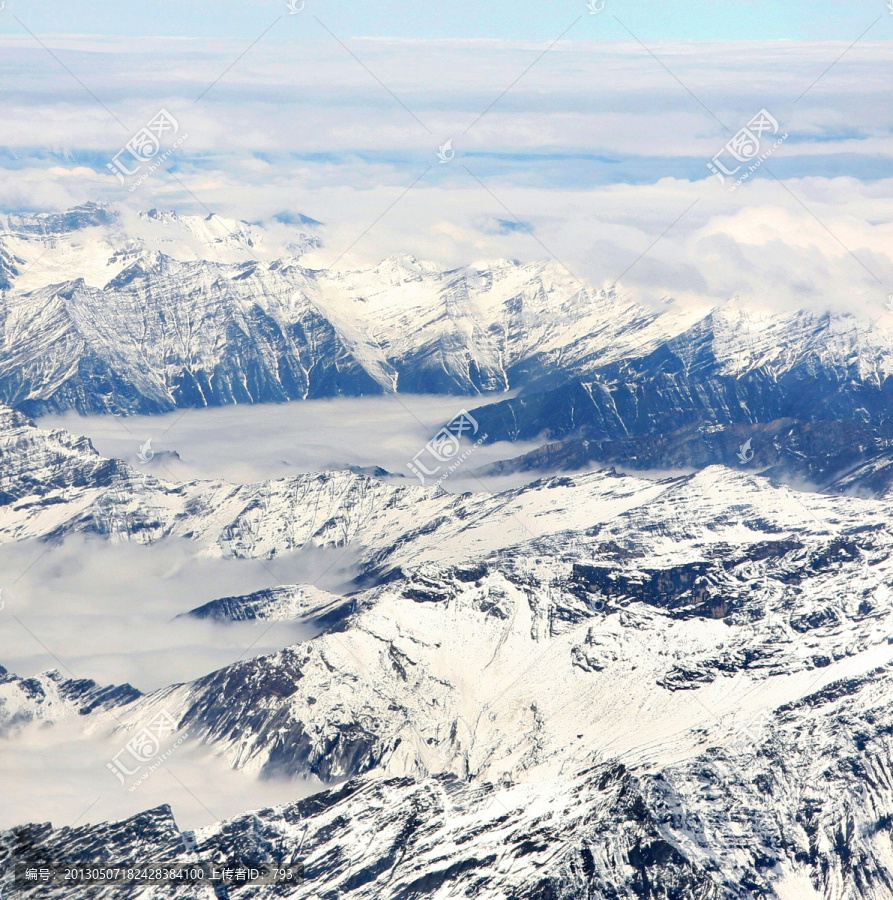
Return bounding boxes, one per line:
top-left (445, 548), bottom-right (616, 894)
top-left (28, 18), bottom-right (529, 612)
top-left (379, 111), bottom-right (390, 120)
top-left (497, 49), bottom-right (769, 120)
top-left (0, 36), bottom-right (891, 315)
top-left (0, 717), bottom-right (324, 832)
top-left (0, 532), bottom-right (352, 831)
top-left (0, 535), bottom-right (354, 690)
top-left (39, 394), bottom-right (540, 486)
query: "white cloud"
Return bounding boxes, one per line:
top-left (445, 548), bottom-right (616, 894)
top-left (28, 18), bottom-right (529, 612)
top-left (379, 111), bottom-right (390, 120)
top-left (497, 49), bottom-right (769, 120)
top-left (0, 535), bottom-right (346, 690)
top-left (38, 395), bottom-right (540, 492)
top-left (0, 717), bottom-right (323, 831)
top-left (0, 35), bottom-right (889, 318)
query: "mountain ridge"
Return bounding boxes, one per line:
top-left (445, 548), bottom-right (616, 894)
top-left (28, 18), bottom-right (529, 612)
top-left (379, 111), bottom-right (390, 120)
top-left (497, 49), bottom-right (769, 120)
top-left (3, 407), bottom-right (893, 896)
top-left (5, 204), bottom-right (893, 495)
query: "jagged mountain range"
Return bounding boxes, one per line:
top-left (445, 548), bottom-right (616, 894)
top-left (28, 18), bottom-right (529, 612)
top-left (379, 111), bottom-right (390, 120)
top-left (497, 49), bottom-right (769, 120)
top-left (0, 763), bottom-right (758, 900)
top-left (0, 202), bottom-right (685, 416)
top-left (3, 203), bottom-right (893, 494)
top-left (3, 410), bottom-right (893, 897)
top-left (4, 202), bottom-right (893, 897)
top-left (468, 307), bottom-right (893, 494)
top-left (0, 665), bottom-right (140, 738)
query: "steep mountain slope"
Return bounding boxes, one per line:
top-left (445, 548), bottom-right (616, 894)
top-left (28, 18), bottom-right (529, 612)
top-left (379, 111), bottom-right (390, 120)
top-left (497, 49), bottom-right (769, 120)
top-left (6, 204), bottom-right (893, 495)
top-left (8, 677), bottom-right (893, 900)
top-left (0, 765), bottom-right (739, 900)
top-left (470, 306), bottom-right (893, 492)
top-left (5, 587), bottom-right (893, 899)
top-left (3, 412), bottom-right (893, 896)
top-left (1, 203), bottom-right (693, 415)
top-left (474, 416), bottom-right (893, 498)
top-left (0, 666), bottom-right (140, 738)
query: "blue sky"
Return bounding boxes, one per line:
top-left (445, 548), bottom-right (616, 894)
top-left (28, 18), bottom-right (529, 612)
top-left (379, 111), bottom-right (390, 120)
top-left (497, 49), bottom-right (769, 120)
top-left (1, 0), bottom-right (892, 41)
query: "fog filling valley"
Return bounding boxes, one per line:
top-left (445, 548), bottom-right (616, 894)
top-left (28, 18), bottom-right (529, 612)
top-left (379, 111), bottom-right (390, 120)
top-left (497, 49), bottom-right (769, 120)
top-left (0, 397), bottom-right (538, 832)
top-left (39, 393), bottom-right (541, 488)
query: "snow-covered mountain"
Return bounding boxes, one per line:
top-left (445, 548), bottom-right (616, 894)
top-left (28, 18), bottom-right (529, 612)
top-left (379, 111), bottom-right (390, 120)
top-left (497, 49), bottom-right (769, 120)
top-left (3, 204), bottom-right (893, 494)
top-left (1, 201), bottom-right (680, 414)
top-left (469, 305), bottom-right (893, 494)
top-left (0, 204), bottom-right (318, 293)
top-left (3, 410), bottom-right (893, 897)
top-left (0, 665), bottom-right (140, 738)
top-left (4, 204), bottom-right (893, 896)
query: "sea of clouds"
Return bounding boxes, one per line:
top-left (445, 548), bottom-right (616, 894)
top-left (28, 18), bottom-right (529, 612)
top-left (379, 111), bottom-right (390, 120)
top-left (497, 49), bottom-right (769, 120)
top-left (0, 34), bottom-right (890, 314)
